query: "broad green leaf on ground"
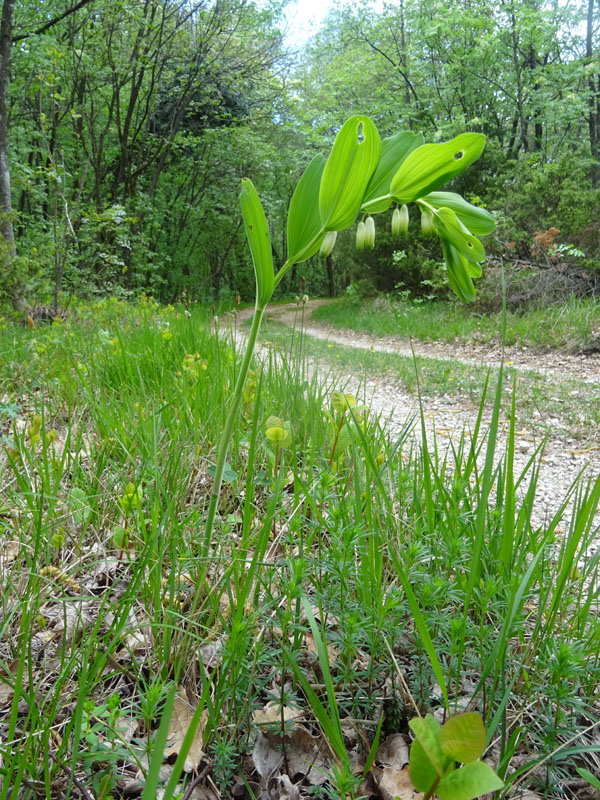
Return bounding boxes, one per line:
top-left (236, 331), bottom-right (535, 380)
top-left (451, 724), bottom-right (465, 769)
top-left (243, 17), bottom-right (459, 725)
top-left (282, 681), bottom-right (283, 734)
top-left (287, 154), bottom-right (326, 263)
top-left (409, 737), bottom-right (438, 793)
top-left (240, 178), bottom-right (274, 307)
top-left (390, 134), bottom-right (486, 203)
top-left (409, 715), bottom-right (450, 778)
top-left (208, 462), bottom-right (237, 483)
top-left (436, 761), bottom-right (504, 800)
top-left (68, 487), bottom-right (91, 525)
top-left (361, 131), bottom-right (423, 214)
top-left (424, 192), bottom-right (496, 235)
top-left (440, 713), bottom-right (486, 763)
top-left (319, 115), bottom-right (381, 230)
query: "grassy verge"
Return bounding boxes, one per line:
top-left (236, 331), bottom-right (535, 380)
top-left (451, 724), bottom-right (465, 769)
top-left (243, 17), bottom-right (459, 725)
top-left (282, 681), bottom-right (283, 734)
top-left (259, 318), bottom-right (600, 442)
top-left (1, 298), bottom-right (599, 798)
top-left (312, 294), bottom-right (600, 350)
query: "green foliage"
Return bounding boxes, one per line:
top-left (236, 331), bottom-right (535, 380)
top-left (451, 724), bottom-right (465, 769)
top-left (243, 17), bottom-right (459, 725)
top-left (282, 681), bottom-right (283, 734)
top-left (391, 134), bottom-right (486, 204)
top-left (240, 179), bottom-right (274, 308)
top-left (2, 298), bottom-right (600, 795)
top-left (319, 115), bottom-right (381, 230)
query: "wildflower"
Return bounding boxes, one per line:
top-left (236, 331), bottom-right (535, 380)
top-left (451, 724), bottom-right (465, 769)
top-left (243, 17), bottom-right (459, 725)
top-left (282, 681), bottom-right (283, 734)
top-left (265, 415), bottom-right (291, 446)
top-left (320, 231), bottom-right (337, 257)
top-left (364, 216), bottom-right (376, 248)
top-left (392, 204), bottom-right (409, 235)
top-left (356, 220), bottom-right (366, 251)
top-left (331, 390), bottom-right (357, 414)
top-left (119, 482), bottom-right (143, 515)
top-left (421, 210), bottom-right (436, 236)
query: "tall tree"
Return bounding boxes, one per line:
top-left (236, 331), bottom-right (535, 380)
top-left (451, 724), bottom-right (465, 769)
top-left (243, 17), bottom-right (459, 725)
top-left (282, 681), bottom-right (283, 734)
top-left (587, 0), bottom-right (600, 186)
top-left (0, 0), bottom-right (25, 310)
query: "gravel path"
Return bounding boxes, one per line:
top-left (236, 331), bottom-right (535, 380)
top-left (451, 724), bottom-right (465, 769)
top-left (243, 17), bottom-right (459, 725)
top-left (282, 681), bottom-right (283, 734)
top-left (241, 301), bottom-right (600, 539)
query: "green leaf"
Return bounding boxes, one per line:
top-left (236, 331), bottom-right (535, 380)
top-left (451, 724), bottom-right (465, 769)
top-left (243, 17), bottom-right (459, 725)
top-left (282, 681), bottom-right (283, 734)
top-left (425, 192), bottom-right (496, 235)
top-left (577, 768), bottom-right (600, 791)
top-left (208, 462), bottom-right (237, 483)
top-left (319, 115), bottom-right (381, 231)
top-left (436, 761), bottom-right (503, 800)
top-left (142, 685), bottom-right (177, 800)
top-left (287, 154), bottom-right (326, 263)
top-left (240, 179), bottom-right (273, 307)
top-left (409, 715), bottom-right (450, 778)
top-left (440, 713), bottom-right (486, 763)
top-left (442, 241), bottom-right (477, 303)
top-left (433, 206), bottom-right (486, 263)
top-left (68, 487), bottom-right (91, 526)
top-left (391, 133), bottom-right (486, 203)
top-left (361, 131), bottom-right (423, 214)
top-left (409, 737), bottom-right (438, 793)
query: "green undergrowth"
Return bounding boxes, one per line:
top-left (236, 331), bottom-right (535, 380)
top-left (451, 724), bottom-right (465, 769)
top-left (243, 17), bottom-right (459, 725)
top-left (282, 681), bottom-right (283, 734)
top-left (1, 298), bottom-right (600, 798)
top-left (312, 294), bottom-right (600, 350)
top-left (259, 317), bottom-right (600, 442)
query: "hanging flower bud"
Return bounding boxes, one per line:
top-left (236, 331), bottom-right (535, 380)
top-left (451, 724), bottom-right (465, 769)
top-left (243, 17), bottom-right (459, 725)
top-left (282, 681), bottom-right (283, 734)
top-left (421, 210), bottom-right (436, 236)
top-left (356, 220), bottom-right (366, 251)
top-left (364, 216), bottom-right (376, 249)
top-left (320, 230), bottom-right (337, 257)
top-left (392, 204), bottom-right (409, 236)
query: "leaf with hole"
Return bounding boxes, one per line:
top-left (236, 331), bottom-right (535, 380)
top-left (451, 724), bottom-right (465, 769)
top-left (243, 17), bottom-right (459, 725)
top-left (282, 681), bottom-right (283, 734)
top-left (208, 462), bottom-right (237, 483)
top-left (391, 133), bottom-right (486, 203)
top-left (319, 115), bottom-right (381, 231)
top-left (433, 206), bottom-right (485, 263)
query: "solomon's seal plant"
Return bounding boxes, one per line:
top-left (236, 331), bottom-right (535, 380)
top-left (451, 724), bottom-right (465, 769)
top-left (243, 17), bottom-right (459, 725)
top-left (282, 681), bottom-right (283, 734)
top-left (199, 114), bottom-right (495, 583)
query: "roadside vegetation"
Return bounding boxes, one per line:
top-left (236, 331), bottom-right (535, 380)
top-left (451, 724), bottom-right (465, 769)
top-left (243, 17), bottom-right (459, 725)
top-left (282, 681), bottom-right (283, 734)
top-left (1, 298), bottom-right (600, 798)
top-left (258, 314), bottom-right (600, 445)
top-left (312, 294), bottom-right (600, 352)
top-left (1, 1), bottom-right (600, 797)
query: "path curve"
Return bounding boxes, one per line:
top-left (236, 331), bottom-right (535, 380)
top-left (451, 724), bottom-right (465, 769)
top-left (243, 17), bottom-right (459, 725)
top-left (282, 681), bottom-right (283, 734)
top-left (239, 300), bottom-right (600, 540)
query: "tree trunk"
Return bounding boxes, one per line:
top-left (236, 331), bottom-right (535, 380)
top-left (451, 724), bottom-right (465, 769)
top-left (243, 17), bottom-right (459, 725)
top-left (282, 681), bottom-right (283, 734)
top-left (326, 253), bottom-right (335, 297)
top-left (0, 0), bottom-right (26, 310)
top-left (587, 0), bottom-right (600, 187)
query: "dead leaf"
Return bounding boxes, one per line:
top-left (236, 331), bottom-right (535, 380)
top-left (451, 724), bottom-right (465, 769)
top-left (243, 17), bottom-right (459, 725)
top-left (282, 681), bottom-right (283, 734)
top-left (163, 693), bottom-right (207, 773)
top-left (47, 600), bottom-right (96, 642)
top-left (0, 660), bottom-right (19, 707)
top-left (305, 633), bottom-right (339, 668)
top-left (253, 701), bottom-right (303, 740)
top-left (252, 730), bottom-right (282, 780)
top-left (376, 734), bottom-right (410, 769)
top-left (0, 540), bottom-right (20, 570)
top-left (376, 763), bottom-right (422, 800)
top-left (274, 774), bottom-right (301, 799)
top-left (199, 639), bottom-right (223, 669)
top-left (285, 725), bottom-right (331, 786)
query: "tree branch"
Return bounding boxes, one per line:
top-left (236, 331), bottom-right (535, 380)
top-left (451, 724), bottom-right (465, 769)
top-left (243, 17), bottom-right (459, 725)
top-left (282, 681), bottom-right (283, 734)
top-left (12, 0), bottom-right (96, 43)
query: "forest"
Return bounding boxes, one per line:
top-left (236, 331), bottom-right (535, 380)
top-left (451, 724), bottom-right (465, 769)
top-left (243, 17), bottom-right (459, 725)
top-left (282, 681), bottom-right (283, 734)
top-left (2, 1), bottom-right (600, 799)
top-left (0, 0), bottom-right (598, 309)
